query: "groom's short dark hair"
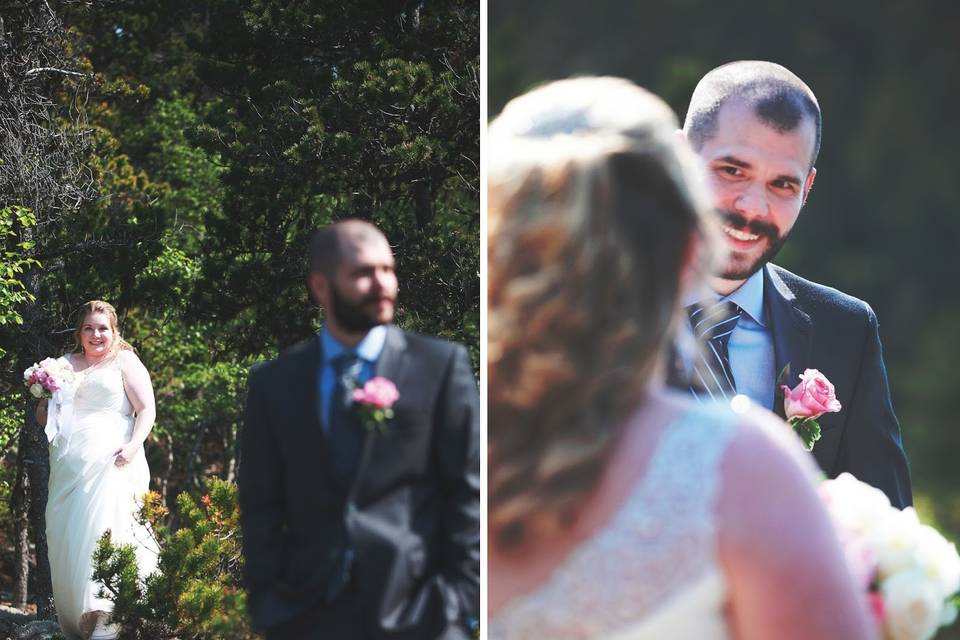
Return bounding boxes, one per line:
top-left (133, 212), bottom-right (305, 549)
top-left (308, 219), bottom-right (385, 276)
top-left (683, 60), bottom-right (822, 170)
top-left (309, 226), bottom-right (342, 276)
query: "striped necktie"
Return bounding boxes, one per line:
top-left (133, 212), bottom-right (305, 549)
top-left (687, 301), bottom-right (743, 401)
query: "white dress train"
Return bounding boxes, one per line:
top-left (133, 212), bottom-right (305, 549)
top-left (490, 405), bottom-right (738, 639)
top-left (46, 355), bottom-right (158, 639)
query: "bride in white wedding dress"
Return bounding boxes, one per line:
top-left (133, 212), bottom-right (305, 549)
top-left (487, 78), bottom-right (876, 640)
top-left (38, 300), bottom-right (159, 640)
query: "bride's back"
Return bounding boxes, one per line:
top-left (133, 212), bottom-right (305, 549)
top-left (490, 393), bottom-right (737, 639)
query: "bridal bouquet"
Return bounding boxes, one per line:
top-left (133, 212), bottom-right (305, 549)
top-left (23, 357), bottom-right (77, 399)
top-left (821, 473), bottom-right (960, 640)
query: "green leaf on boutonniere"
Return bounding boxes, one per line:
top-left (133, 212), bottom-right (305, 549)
top-left (790, 417), bottom-right (822, 452)
top-left (774, 362), bottom-right (792, 418)
top-left (776, 363), bottom-right (792, 387)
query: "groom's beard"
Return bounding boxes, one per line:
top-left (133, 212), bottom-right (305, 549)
top-left (329, 283), bottom-right (395, 333)
top-left (718, 209), bottom-right (790, 280)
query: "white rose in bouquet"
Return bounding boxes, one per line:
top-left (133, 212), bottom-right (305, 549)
top-left (821, 473), bottom-right (960, 640)
top-left (882, 570), bottom-right (943, 640)
top-left (871, 507), bottom-right (923, 578)
top-left (821, 471), bottom-right (893, 536)
top-left (915, 525), bottom-right (960, 597)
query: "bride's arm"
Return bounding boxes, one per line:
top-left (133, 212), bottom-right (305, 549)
top-left (116, 350), bottom-right (156, 465)
top-left (717, 409), bottom-right (877, 640)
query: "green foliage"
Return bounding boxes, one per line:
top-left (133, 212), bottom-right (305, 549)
top-left (92, 480), bottom-right (254, 639)
top-left (0, 205), bottom-right (40, 344)
top-left (0, 399), bottom-right (23, 534)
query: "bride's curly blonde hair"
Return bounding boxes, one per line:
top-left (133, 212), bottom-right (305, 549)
top-left (488, 77), bottom-right (719, 548)
top-left (73, 300), bottom-right (135, 355)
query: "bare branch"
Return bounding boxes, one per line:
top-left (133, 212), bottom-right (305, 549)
top-left (25, 66), bottom-right (88, 78)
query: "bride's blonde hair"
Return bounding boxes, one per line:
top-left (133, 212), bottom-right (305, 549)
top-left (72, 300), bottom-right (136, 355)
top-left (488, 77), bottom-right (719, 548)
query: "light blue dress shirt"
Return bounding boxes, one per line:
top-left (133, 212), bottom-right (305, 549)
top-left (319, 325), bottom-right (387, 431)
top-left (724, 270), bottom-right (776, 410)
top-left (685, 269), bottom-right (775, 409)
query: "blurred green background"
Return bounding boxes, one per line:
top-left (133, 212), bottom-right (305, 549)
top-left (491, 2), bottom-right (960, 635)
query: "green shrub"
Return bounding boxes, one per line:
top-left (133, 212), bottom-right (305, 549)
top-left (92, 479), bottom-right (255, 639)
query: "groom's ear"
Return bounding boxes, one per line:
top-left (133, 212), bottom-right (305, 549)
top-left (307, 271), bottom-right (329, 307)
top-left (802, 167), bottom-right (817, 206)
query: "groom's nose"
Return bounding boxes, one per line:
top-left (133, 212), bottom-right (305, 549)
top-left (733, 182), bottom-right (770, 218)
top-left (373, 268), bottom-right (396, 293)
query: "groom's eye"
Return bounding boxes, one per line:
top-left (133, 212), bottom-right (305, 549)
top-left (771, 178), bottom-right (799, 193)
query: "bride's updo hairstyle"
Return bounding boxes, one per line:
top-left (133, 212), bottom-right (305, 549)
top-left (488, 77), bottom-right (719, 548)
top-left (73, 300), bottom-right (135, 355)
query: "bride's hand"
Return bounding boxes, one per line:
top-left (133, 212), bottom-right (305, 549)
top-left (113, 441), bottom-right (142, 467)
top-left (36, 399), bottom-right (48, 426)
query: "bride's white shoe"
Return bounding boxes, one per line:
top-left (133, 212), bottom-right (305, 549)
top-left (88, 612), bottom-right (120, 640)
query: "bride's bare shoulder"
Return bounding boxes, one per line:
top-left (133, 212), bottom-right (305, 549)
top-left (117, 348), bottom-right (149, 373)
top-left (714, 406), bottom-right (874, 640)
top-left (716, 406), bottom-right (824, 537)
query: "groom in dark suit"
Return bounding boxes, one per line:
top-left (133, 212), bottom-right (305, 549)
top-left (239, 220), bottom-right (480, 639)
top-left (676, 60), bottom-right (912, 508)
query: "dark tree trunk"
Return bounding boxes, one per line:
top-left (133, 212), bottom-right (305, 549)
top-left (11, 442), bottom-right (30, 611)
top-left (23, 408), bottom-right (53, 619)
top-left (18, 264), bottom-right (55, 619)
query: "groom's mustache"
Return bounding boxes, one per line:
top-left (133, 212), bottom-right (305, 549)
top-left (720, 210), bottom-right (780, 241)
top-left (361, 293), bottom-right (396, 305)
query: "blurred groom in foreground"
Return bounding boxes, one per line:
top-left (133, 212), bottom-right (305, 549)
top-left (239, 220), bottom-right (480, 639)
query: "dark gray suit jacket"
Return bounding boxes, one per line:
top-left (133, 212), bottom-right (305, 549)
top-left (764, 264), bottom-right (912, 508)
top-left (239, 325), bottom-right (480, 638)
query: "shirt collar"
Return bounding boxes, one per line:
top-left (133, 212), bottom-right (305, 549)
top-left (682, 268), bottom-right (766, 327)
top-left (723, 269), bottom-right (766, 327)
top-left (320, 324), bottom-right (388, 363)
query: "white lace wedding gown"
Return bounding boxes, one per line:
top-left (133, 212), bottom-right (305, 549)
top-left (490, 406), bottom-right (738, 639)
top-left (46, 355), bottom-right (158, 639)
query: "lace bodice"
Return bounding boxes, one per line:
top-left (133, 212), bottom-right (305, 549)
top-left (490, 404), bottom-right (740, 639)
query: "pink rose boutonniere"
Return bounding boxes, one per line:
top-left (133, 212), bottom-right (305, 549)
top-left (781, 368), bottom-right (842, 451)
top-left (352, 377), bottom-right (399, 433)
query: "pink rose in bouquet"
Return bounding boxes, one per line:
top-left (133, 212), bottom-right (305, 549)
top-left (23, 357), bottom-right (75, 399)
top-left (780, 368), bottom-right (842, 450)
top-left (352, 377), bottom-right (399, 433)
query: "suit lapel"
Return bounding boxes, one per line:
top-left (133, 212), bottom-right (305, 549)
top-left (285, 335), bottom-right (324, 432)
top-left (374, 325), bottom-right (408, 381)
top-left (311, 336), bottom-right (325, 430)
top-left (764, 265), bottom-right (812, 419)
top-left (283, 336), bottom-right (341, 489)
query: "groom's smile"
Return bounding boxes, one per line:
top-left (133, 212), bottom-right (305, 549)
top-left (717, 209), bottom-right (787, 277)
